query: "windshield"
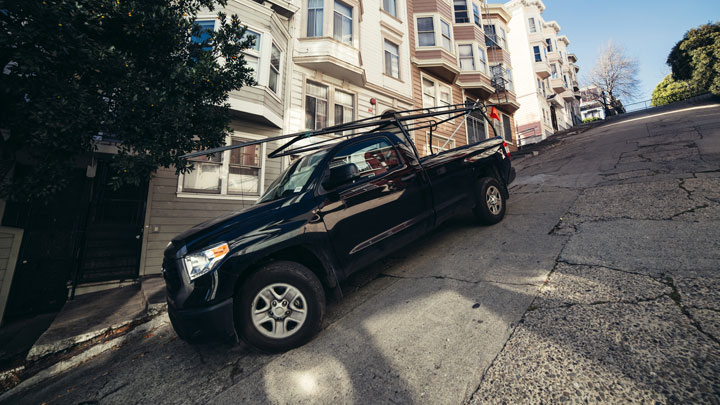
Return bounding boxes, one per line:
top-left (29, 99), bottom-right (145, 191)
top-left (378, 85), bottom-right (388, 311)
top-left (258, 150), bottom-right (328, 203)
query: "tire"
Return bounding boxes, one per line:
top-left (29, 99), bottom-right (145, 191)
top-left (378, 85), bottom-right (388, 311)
top-left (473, 176), bottom-right (506, 225)
top-left (236, 261), bottom-right (325, 352)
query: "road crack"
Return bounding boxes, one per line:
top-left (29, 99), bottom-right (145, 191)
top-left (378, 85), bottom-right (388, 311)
top-left (377, 273), bottom-right (540, 287)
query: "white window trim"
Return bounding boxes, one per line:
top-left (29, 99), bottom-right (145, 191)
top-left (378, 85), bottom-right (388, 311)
top-left (267, 41), bottom-right (283, 95)
top-left (303, 79), bottom-right (357, 129)
top-left (383, 38), bottom-right (402, 80)
top-left (414, 13), bottom-right (455, 54)
top-left (177, 132), bottom-right (267, 201)
top-left (421, 73), bottom-right (453, 122)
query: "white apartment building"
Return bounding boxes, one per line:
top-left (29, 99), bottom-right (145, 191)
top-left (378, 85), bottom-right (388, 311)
top-left (503, 0), bottom-right (580, 145)
top-left (287, 0), bottom-right (415, 139)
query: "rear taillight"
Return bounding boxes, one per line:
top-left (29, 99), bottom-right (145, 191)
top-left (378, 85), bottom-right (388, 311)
top-left (502, 141), bottom-right (511, 158)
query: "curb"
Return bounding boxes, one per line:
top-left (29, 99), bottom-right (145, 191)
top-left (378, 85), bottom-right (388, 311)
top-left (0, 307), bottom-right (169, 399)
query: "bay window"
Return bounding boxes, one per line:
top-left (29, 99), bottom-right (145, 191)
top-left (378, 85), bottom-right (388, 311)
top-left (528, 17), bottom-right (536, 33)
top-left (533, 45), bottom-right (542, 62)
top-left (305, 81), bottom-right (328, 130)
top-left (228, 139), bottom-right (261, 195)
top-left (334, 0), bottom-right (353, 45)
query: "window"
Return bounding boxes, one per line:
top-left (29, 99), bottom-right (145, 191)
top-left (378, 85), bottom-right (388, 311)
top-left (305, 81), bottom-right (328, 130)
top-left (551, 63), bottom-right (558, 79)
top-left (473, 4), bottom-right (481, 27)
top-left (192, 20), bottom-right (215, 51)
top-left (466, 99), bottom-right (486, 143)
top-left (485, 25), bottom-right (504, 48)
top-left (545, 38), bottom-right (553, 52)
top-left (422, 78), bottom-right (435, 107)
top-left (537, 78), bottom-right (542, 91)
top-left (334, 0), bottom-right (353, 45)
top-left (268, 43), bottom-right (281, 93)
top-left (427, 133), bottom-right (455, 154)
top-left (181, 137), bottom-right (262, 196)
top-left (384, 40), bottom-right (400, 78)
top-left (528, 17), bottom-right (536, 33)
top-left (307, 0), bottom-right (323, 37)
top-left (454, 0), bottom-right (469, 23)
top-left (330, 138), bottom-right (400, 179)
top-left (241, 29), bottom-right (262, 80)
top-left (506, 67), bottom-right (513, 92)
top-left (502, 114), bottom-right (512, 143)
top-left (458, 44), bottom-right (474, 71)
top-left (440, 20), bottom-right (452, 51)
top-left (417, 17), bottom-right (435, 47)
top-left (533, 45), bottom-right (542, 62)
top-left (334, 90), bottom-right (354, 125)
top-left (563, 74), bottom-right (568, 88)
top-left (228, 139), bottom-right (261, 194)
top-left (182, 153), bottom-right (222, 193)
top-left (477, 46), bottom-right (487, 73)
top-left (383, 0), bottom-right (397, 18)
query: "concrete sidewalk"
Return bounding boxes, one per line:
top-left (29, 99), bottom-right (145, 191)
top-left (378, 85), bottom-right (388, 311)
top-left (0, 276), bottom-right (166, 393)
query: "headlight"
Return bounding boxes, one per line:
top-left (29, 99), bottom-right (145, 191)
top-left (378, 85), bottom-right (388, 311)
top-left (182, 243), bottom-right (229, 281)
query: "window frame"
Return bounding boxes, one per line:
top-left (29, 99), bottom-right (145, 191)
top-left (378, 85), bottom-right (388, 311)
top-left (178, 134), bottom-right (267, 200)
top-left (528, 17), bottom-right (536, 33)
top-left (416, 16), bottom-right (436, 47)
top-left (268, 42), bottom-right (282, 94)
top-left (307, 0), bottom-right (324, 37)
top-left (305, 80), bottom-right (329, 131)
top-left (458, 43), bottom-right (475, 71)
top-left (334, 89), bottom-right (355, 126)
top-left (383, 0), bottom-right (397, 18)
top-left (454, 0), bottom-right (469, 24)
top-left (440, 18), bottom-right (452, 51)
top-left (472, 3), bottom-right (482, 27)
top-left (384, 39), bottom-right (401, 79)
top-left (477, 45), bottom-right (487, 74)
top-left (333, 0), bottom-right (353, 45)
top-left (533, 45), bottom-right (542, 62)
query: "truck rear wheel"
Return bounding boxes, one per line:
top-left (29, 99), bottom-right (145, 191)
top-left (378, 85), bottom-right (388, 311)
top-left (473, 177), bottom-right (506, 225)
top-left (236, 261), bottom-right (325, 352)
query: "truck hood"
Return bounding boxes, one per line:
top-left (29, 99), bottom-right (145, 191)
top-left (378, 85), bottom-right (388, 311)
top-left (171, 198), bottom-right (288, 253)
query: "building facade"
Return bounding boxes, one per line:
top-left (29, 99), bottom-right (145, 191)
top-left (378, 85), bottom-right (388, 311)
top-left (503, 0), bottom-right (580, 145)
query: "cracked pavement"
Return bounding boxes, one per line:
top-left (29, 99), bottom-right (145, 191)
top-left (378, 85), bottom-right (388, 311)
top-left (4, 101), bottom-right (720, 404)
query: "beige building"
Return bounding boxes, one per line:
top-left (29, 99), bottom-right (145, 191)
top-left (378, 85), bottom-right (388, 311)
top-left (504, 0), bottom-right (580, 145)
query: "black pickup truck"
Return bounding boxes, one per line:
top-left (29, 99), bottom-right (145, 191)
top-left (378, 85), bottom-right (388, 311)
top-left (163, 105), bottom-right (515, 351)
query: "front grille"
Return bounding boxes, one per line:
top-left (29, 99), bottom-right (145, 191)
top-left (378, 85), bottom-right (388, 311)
top-left (163, 256), bottom-right (182, 296)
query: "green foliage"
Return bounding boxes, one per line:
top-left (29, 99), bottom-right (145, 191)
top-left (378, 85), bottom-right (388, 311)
top-left (651, 75), bottom-right (695, 107)
top-left (582, 117), bottom-right (601, 123)
top-left (666, 22), bottom-right (720, 96)
top-left (0, 0), bottom-right (256, 201)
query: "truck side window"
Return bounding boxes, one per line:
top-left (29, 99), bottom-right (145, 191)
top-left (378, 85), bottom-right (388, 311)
top-left (330, 138), bottom-right (401, 179)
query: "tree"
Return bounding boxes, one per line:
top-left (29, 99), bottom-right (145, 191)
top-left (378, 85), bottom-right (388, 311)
top-left (588, 41), bottom-right (641, 108)
top-left (666, 22), bottom-right (720, 95)
top-left (651, 75), bottom-right (694, 107)
top-left (0, 0), bottom-right (256, 201)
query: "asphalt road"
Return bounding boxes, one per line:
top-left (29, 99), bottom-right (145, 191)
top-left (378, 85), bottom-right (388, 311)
top-left (5, 100), bottom-right (720, 404)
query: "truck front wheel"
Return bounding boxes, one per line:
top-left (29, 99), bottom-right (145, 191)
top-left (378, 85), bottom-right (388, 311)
top-left (473, 177), bottom-right (506, 225)
top-left (236, 261), bottom-right (326, 352)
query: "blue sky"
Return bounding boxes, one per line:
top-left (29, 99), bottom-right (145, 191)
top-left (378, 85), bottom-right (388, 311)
top-left (489, 0), bottom-right (720, 104)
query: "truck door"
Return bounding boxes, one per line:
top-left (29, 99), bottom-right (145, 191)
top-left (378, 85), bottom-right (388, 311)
top-left (318, 136), bottom-right (433, 275)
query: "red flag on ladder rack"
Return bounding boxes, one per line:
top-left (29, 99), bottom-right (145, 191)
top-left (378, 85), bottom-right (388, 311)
top-left (489, 107), bottom-right (500, 121)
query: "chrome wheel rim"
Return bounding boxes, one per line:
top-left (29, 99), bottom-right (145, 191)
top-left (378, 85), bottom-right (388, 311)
top-left (251, 283), bottom-right (307, 339)
top-left (486, 185), bottom-right (502, 215)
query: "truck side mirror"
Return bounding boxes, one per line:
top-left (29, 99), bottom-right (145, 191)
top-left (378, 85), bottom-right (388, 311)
top-left (323, 163), bottom-right (359, 190)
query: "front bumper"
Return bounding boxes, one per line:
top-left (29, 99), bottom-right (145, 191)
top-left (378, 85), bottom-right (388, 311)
top-left (168, 297), bottom-right (238, 343)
